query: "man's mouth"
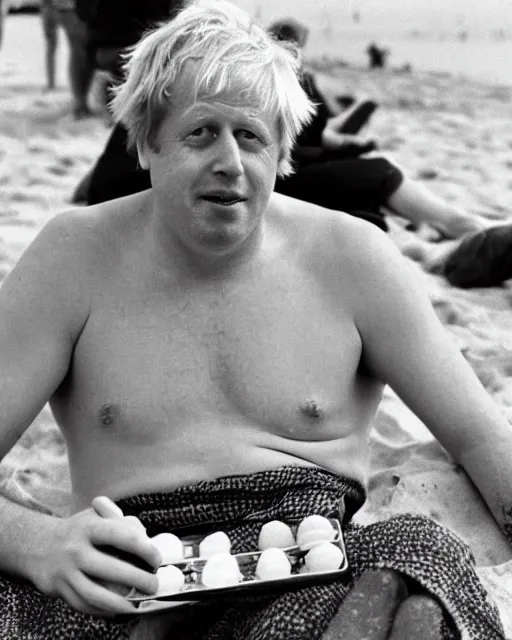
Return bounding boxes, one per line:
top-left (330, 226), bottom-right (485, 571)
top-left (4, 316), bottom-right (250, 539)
top-left (201, 192), bottom-right (246, 206)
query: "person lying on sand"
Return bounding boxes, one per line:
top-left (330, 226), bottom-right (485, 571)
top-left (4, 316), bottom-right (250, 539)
top-left (0, 2), bottom-right (511, 638)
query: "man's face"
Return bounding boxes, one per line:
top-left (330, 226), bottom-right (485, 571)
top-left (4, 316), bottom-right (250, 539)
top-left (138, 78), bottom-right (281, 258)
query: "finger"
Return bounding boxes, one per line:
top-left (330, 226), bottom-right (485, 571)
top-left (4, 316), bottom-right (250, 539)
top-left (68, 570), bottom-right (138, 615)
top-left (82, 549), bottom-right (159, 595)
top-left (58, 579), bottom-right (116, 617)
top-left (91, 498), bottom-right (147, 534)
top-left (123, 515), bottom-right (147, 532)
top-left (92, 496), bottom-right (124, 519)
top-left (90, 520), bottom-right (161, 569)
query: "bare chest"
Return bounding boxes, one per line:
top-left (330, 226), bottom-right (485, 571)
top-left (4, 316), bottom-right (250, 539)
top-left (64, 273), bottom-right (367, 435)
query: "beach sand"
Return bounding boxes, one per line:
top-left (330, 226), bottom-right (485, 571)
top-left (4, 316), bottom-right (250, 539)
top-left (1, 13), bottom-right (512, 635)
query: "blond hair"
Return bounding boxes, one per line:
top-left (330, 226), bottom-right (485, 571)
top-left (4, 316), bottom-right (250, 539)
top-left (110, 0), bottom-right (315, 177)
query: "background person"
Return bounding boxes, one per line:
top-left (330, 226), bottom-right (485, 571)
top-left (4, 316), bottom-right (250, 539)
top-left (74, 0), bottom-right (186, 119)
top-left (0, 0), bottom-right (7, 53)
top-left (268, 18), bottom-right (489, 240)
top-left (40, 0), bottom-right (93, 117)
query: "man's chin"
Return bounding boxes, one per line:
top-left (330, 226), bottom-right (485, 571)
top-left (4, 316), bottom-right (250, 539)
top-left (199, 233), bottom-right (244, 253)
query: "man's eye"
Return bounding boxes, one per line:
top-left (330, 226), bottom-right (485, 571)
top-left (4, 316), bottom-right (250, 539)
top-left (189, 127), bottom-right (208, 137)
top-left (239, 130), bottom-right (258, 141)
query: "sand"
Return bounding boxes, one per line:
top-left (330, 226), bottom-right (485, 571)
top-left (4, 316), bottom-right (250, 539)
top-left (1, 13), bottom-right (512, 636)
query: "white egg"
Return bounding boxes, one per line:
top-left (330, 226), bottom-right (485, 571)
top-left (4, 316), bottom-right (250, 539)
top-left (201, 552), bottom-right (243, 588)
top-left (156, 564), bottom-right (186, 594)
top-left (258, 521), bottom-right (295, 550)
top-left (151, 532), bottom-right (184, 565)
top-left (255, 548), bottom-right (292, 580)
top-left (304, 542), bottom-right (344, 572)
top-left (296, 515), bottom-right (335, 551)
top-left (199, 531), bottom-right (231, 558)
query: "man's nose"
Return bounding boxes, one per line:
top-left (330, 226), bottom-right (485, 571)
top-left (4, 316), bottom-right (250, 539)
top-left (212, 132), bottom-right (244, 177)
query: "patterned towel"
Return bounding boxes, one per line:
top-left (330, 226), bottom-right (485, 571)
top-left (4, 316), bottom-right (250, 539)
top-left (0, 466), bottom-right (505, 639)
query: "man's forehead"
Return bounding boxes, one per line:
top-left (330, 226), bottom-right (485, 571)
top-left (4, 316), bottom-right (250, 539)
top-left (169, 80), bottom-right (274, 128)
top-left (180, 97), bottom-right (266, 121)
top-left (172, 59), bottom-right (271, 115)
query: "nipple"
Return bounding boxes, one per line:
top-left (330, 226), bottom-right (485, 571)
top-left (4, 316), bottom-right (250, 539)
top-left (98, 403), bottom-right (118, 426)
top-left (300, 400), bottom-right (323, 419)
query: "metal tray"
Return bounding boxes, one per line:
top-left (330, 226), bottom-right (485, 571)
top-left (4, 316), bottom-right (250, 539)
top-left (126, 517), bottom-right (349, 614)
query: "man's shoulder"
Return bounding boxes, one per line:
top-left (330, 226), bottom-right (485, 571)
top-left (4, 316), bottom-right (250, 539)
top-left (21, 206), bottom-right (119, 295)
top-left (271, 192), bottom-right (391, 261)
top-left (41, 195), bottom-right (142, 256)
top-left (269, 193), bottom-right (410, 297)
top-left (38, 205), bottom-right (110, 258)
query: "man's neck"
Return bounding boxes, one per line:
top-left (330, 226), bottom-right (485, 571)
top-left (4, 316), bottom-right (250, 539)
top-left (147, 214), bottom-right (266, 283)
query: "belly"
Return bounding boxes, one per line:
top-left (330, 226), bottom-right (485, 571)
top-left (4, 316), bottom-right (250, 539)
top-left (64, 419), bottom-right (373, 511)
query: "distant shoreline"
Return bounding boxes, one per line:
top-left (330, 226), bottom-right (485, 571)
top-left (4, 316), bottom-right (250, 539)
top-left (4, 13), bottom-right (512, 89)
top-left (304, 34), bottom-right (512, 89)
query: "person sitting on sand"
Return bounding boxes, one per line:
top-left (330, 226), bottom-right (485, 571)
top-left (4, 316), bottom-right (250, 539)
top-left (40, 0), bottom-right (94, 118)
top-left (268, 17), bottom-right (381, 153)
top-left (1, 2), bottom-right (512, 638)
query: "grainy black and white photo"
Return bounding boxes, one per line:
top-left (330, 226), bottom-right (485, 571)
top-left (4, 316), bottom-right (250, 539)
top-left (0, 1), bottom-right (512, 638)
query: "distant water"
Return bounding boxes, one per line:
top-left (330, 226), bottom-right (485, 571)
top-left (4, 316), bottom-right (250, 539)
top-left (6, 11), bottom-right (512, 89)
top-left (306, 32), bottom-right (512, 88)
top-left (233, 0), bottom-right (512, 87)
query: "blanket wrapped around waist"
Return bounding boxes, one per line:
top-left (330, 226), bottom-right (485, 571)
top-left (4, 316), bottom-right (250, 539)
top-left (0, 466), bottom-right (505, 639)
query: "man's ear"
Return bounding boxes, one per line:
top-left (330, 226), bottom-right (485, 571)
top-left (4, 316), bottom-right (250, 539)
top-left (137, 141), bottom-right (150, 170)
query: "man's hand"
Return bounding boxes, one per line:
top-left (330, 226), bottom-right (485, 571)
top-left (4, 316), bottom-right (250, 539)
top-left (30, 498), bottom-right (162, 616)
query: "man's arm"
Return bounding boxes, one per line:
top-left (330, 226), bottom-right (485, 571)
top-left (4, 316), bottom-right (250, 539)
top-left (0, 212), bottom-right (160, 611)
top-left (0, 212), bottom-right (92, 459)
top-left (0, 213), bottom-right (94, 455)
top-left (348, 223), bottom-right (512, 543)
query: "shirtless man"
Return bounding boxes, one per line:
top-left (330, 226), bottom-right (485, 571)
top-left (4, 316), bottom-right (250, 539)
top-left (0, 1), bottom-right (510, 638)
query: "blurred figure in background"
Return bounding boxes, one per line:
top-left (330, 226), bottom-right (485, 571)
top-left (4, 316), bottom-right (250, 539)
top-left (0, 0), bottom-right (8, 52)
top-left (71, 0), bottom-right (188, 201)
top-left (268, 18), bottom-right (380, 150)
top-left (75, 0), bottom-right (187, 119)
top-left (40, 0), bottom-right (93, 118)
top-left (269, 19), bottom-right (486, 239)
top-left (366, 41), bottom-right (390, 69)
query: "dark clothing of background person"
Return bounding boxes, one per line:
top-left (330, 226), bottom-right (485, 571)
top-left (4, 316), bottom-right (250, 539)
top-left (71, 0), bottom-right (187, 204)
top-left (273, 72), bottom-right (398, 231)
top-left (75, 0), bottom-right (185, 76)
